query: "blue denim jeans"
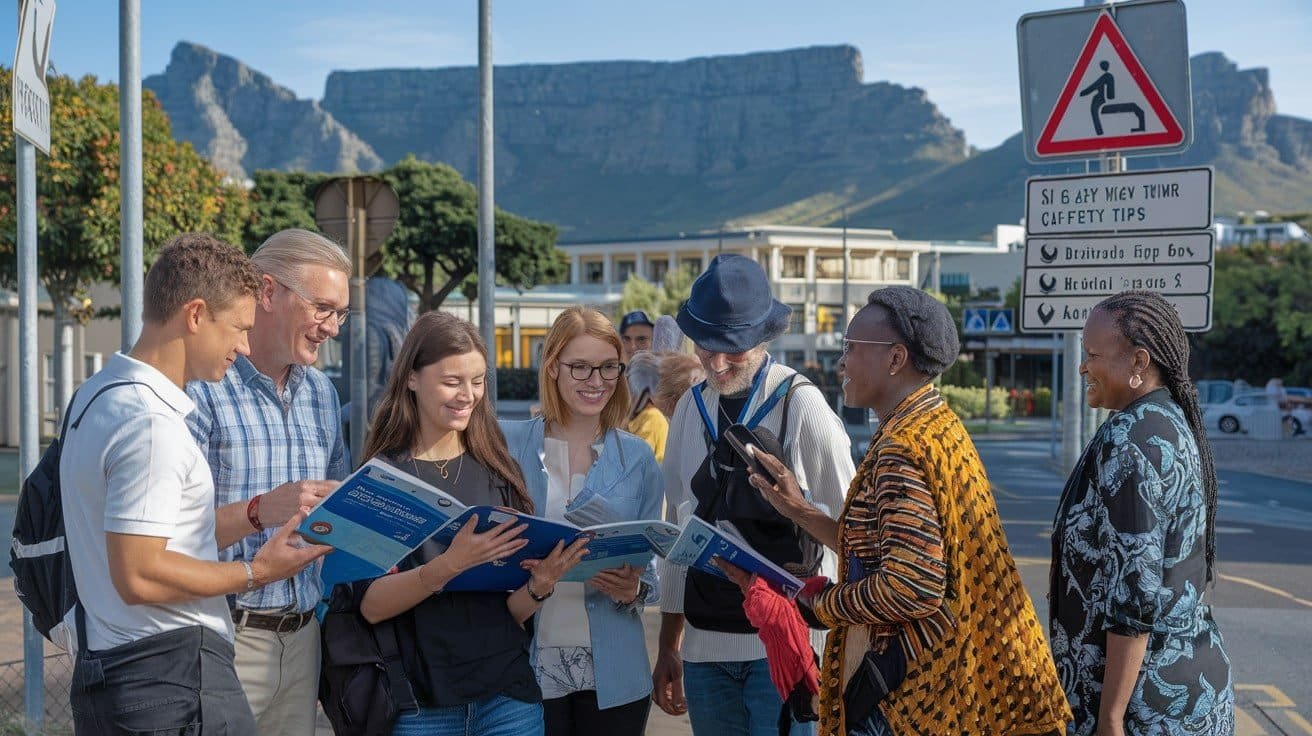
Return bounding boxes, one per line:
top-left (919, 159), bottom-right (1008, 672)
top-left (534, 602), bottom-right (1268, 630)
top-left (683, 659), bottom-right (816, 736)
top-left (390, 695), bottom-right (544, 736)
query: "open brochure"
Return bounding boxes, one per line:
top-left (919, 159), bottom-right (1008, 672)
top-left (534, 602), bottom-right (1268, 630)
top-left (430, 507), bottom-right (683, 590)
top-left (664, 516), bottom-right (805, 599)
top-left (301, 459), bottom-right (803, 597)
top-left (298, 459), bottom-right (468, 586)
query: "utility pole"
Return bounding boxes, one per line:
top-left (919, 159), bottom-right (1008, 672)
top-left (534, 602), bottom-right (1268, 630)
top-left (477, 0), bottom-right (497, 400)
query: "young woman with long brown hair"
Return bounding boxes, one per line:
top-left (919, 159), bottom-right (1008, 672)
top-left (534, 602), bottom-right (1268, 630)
top-left (355, 311), bottom-right (588, 736)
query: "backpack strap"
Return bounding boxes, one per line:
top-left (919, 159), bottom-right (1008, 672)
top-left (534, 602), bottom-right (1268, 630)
top-left (775, 376), bottom-right (815, 450)
top-left (374, 618), bottom-right (418, 713)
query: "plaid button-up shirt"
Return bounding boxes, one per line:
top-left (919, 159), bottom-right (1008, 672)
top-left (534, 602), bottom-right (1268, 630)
top-left (186, 356), bottom-right (348, 612)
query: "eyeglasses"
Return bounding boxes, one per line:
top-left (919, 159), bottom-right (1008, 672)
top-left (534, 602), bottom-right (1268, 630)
top-left (275, 278), bottom-right (349, 326)
top-left (559, 360), bottom-right (625, 381)
top-left (841, 338), bottom-right (899, 356)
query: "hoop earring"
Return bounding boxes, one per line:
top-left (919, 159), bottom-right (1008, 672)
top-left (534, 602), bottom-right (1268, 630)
top-left (1129, 374), bottom-right (1143, 389)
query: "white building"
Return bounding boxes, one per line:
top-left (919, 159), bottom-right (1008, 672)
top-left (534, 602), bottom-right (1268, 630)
top-left (1214, 218), bottom-right (1308, 246)
top-left (444, 226), bottom-right (931, 374)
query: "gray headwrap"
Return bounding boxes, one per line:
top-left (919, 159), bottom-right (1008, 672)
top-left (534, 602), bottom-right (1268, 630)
top-left (864, 286), bottom-right (960, 377)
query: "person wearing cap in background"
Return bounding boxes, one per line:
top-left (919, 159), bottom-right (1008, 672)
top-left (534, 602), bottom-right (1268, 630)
top-left (619, 310), bottom-right (655, 361)
top-left (651, 254), bottom-right (854, 736)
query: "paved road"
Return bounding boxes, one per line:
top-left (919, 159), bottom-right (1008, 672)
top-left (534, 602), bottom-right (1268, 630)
top-left (982, 439), bottom-right (1312, 735)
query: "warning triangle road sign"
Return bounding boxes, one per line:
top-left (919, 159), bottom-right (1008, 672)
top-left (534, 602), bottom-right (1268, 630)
top-left (963, 309), bottom-right (987, 334)
top-left (1035, 11), bottom-right (1184, 157)
top-left (990, 310), bottom-right (1013, 334)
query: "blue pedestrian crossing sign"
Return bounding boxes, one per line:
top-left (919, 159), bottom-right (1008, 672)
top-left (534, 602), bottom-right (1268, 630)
top-left (963, 309), bottom-right (989, 334)
top-left (990, 309), bottom-right (1014, 334)
top-left (963, 308), bottom-right (1014, 335)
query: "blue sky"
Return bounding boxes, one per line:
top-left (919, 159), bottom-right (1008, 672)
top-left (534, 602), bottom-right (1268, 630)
top-left (6, 0), bottom-right (1310, 150)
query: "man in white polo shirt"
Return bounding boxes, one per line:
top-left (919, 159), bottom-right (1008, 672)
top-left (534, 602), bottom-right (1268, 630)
top-left (61, 234), bottom-right (331, 735)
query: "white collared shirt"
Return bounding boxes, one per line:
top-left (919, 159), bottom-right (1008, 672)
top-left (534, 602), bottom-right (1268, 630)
top-left (61, 353), bottom-right (233, 651)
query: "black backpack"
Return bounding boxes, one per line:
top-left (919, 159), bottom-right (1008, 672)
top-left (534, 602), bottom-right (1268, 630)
top-left (10, 380), bottom-right (145, 649)
top-left (319, 581), bottom-right (418, 735)
top-left (684, 374), bottom-right (825, 633)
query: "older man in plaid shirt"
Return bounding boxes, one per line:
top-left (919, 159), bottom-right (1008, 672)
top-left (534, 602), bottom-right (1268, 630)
top-left (187, 229), bottom-right (350, 735)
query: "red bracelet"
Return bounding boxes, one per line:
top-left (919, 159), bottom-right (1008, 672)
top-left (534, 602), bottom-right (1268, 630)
top-left (247, 495), bottom-right (263, 532)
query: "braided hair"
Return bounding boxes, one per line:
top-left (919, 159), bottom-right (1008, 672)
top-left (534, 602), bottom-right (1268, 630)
top-left (1094, 290), bottom-right (1218, 582)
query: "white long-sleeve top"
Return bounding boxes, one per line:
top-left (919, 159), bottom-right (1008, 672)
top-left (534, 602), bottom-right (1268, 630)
top-left (658, 361), bottom-right (855, 662)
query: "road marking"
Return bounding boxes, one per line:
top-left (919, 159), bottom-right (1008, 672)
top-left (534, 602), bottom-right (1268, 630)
top-left (1013, 556), bottom-right (1049, 566)
top-left (1239, 684), bottom-right (1297, 708)
top-left (1000, 519), bottom-right (1052, 525)
top-left (1236, 684), bottom-right (1312, 736)
top-left (1218, 573), bottom-right (1312, 609)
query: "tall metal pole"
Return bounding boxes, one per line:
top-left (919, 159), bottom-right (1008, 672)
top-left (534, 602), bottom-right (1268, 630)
top-left (17, 135), bottom-right (46, 735)
top-left (1050, 332), bottom-right (1060, 459)
top-left (348, 182), bottom-right (368, 468)
top-left (1062, 331), bottom-right (1083, 470)
top-left (119, 0), bottom-right (143, 350)
top-left (841, 206), bottom-right (849, 332)
top-left (477, 0), bottom-right (497, 401)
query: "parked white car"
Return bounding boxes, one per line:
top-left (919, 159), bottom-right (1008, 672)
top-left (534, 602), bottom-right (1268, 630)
top-left (1202, 391), bottom-right (1312, 436)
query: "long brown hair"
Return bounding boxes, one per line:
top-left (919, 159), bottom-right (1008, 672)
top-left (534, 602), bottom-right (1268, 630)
top-left (539, 306), bottom-right (631, 433)
top-left (363, 311), bottom-right (532, 513)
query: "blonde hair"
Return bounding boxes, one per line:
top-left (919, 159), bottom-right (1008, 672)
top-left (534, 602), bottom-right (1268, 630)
top-left (654, 352), bottom-right (706, 418)
top-left (539, 306), bottom-right (631, 432)
top-left (250, 228), bottom-right (350, 288)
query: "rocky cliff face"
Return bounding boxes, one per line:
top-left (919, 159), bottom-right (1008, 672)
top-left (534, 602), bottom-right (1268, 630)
top-left (146, 41), bottom-right (1312, 240)
top-left (320, 46), bottom-right (968, 236)
top-left (144, 42), bottom-right (382, 180)
top-left (856, 52), bottom-right (1312, 238)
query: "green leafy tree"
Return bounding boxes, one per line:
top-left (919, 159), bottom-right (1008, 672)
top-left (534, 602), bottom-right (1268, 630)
top-left (242, 170), bottom-right (326, 251)
top-left (381, 157), bottom-right (564, 312)
top-left (617, 267), bottom-right (696, 319)
top-left (0, 70), bottom-right (249, 416)
top-left (1190, 241), bottom-right (1312, 384)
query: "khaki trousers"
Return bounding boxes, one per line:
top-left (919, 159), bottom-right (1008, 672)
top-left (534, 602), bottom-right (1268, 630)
top-left (232, 615), bottom-right (320, 736)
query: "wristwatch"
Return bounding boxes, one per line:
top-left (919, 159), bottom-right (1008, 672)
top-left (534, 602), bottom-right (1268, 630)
top-left (619, 580), bottom-right (651, 609)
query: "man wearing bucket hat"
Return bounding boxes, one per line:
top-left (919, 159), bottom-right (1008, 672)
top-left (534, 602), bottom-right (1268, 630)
top-left (652, 254), bottom-right (854, 736)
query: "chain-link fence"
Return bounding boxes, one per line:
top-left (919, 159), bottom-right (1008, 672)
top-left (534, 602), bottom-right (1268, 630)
top-left (0, 653), bottom-right (74, 735)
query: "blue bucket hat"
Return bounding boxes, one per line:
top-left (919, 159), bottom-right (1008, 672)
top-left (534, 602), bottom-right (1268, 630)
top-left (676, 254), bottom-right (792, 354)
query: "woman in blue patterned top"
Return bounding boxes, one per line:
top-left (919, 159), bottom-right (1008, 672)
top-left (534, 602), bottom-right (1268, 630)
top-left (1052, 290), bottom-right (1233, 736)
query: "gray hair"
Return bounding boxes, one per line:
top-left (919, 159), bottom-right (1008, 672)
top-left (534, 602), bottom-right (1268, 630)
top-left (627, 351), bottom-right (662, 401)
top-left (250, 228), bottom-right (350, 288)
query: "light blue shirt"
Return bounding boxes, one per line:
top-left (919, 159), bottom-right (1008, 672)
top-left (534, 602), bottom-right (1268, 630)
top-left (187, 356), bottom-right (348, 612)
top-left (500, 417), bottom-right (664, 709)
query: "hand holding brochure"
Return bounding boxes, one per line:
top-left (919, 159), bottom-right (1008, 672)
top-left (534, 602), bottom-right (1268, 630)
top-left (664, 516), bottom-right (805, 598)
top-left (431, 506), bottom-right (682, 591)
top-left (298, 459), bottom-right (467, 585)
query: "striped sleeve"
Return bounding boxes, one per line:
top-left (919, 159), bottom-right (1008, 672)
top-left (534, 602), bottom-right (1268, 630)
top-left (811, 446), bottom-right (947, 628)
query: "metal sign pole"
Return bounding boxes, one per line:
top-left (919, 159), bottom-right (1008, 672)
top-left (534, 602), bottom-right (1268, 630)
top-left (477, 0), bottom-right (497, 400)
top-left (119, 0), bottom-right (143, 349)
top-left (17, 133), bottom-right (45, 736)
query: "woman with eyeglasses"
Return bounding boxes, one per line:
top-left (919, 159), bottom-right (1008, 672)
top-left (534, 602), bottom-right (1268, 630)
top-left (501, 306), bottom-right (665, 736)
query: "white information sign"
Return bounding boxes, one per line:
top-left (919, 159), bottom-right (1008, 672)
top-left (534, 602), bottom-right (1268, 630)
top-left (1025, 167), bottom-right (1212, 236)
top-left (12, 0), bottom-right (56, 154)
top-left (1022, 294), bottom-right (1210, 332)
top-left (1025, 232), bottom-right (1213, 268)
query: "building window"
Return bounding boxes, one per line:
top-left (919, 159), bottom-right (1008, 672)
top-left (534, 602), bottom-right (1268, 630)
top-left (680, 257), bottom-right (703, 275)
top-left (583, 260), bottom-right (604, 284)
top-left (940, 273), bottom-right (971, 297)
top-left (849, 255), bottom-right (876, 280)
top-left (897, 257), bottom-right (911, 280)
top-left (649, 260), bottom-right (669, 284)
top-left (83, 353), bottom-right (103, 381)
top-left (783, 350), bottom-right (806, 369)
top-left (615, 259), bottom-right (636, 282)
top-left (816, 304), bottom-right (842, 334)
top-left (788, 303), bottom-right (806, 334)
top-left (782, 255), bottom-right (806, 278)
top-left (815, 256), bottom-right (844, 279)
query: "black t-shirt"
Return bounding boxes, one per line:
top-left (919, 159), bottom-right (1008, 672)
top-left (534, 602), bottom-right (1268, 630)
top-left (378, 451), bottom-right (541, 707)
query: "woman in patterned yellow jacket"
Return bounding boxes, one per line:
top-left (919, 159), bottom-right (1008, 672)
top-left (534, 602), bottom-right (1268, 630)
top-left (742, 286), bottom-right (1071, 736)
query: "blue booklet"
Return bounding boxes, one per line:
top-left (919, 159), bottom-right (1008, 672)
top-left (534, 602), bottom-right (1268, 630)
top-left (663, 516), bottom-right (806, 598)
top-left (430, 506), bottom-right (683, 591)
top-left (298, 459), bottom-right (467, 586)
